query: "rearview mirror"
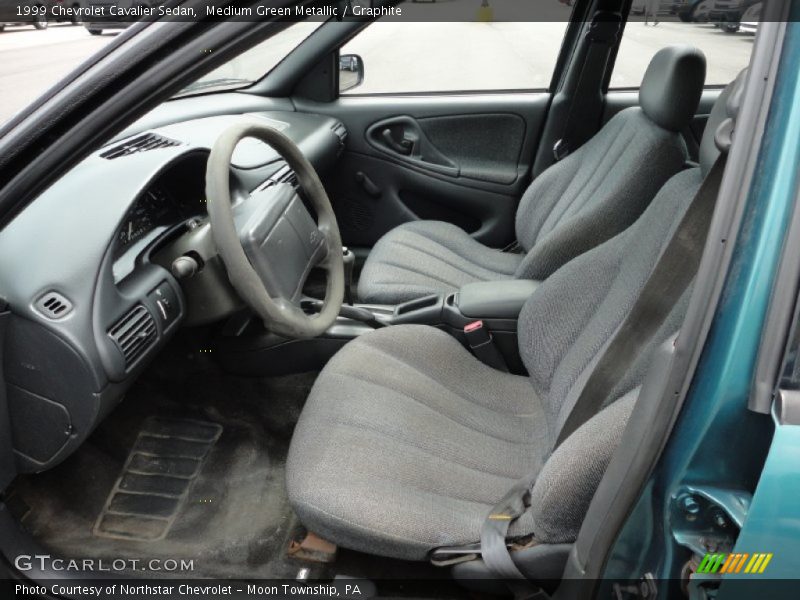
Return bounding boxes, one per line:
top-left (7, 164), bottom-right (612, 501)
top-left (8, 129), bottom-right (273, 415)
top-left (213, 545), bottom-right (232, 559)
top-left (339, 54), bottom-right (364, 93)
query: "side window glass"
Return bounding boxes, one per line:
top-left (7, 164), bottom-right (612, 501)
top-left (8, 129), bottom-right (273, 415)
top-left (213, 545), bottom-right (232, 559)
top-left (612, 7), bottom-right (757, 88)
top-left (340, 22), bottom-right (569, 95)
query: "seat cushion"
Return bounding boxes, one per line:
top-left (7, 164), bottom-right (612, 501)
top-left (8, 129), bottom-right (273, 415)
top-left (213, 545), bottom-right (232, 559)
top-left (286, 325), bottom-right (548, 560)
top-left (357, 221), bottom-right (521, 305)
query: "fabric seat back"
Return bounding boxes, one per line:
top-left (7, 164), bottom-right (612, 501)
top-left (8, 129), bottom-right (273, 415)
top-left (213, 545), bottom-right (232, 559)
top-left (513, 45), bottom-right (707, 281)
top-left (516, 73), bottom-right (744, 544)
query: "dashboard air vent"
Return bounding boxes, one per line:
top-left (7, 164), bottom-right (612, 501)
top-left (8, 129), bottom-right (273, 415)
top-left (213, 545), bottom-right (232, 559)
top-left (275, 167), bottom-right (298, 187)
top-left (262, 164), bottom-right (298, 188)
top-left (109, 305), bottom-right (156, 368)
top-left (35, 291), bottom-right (73, 320)
top-left (100, 133), bottom-right (181, 160)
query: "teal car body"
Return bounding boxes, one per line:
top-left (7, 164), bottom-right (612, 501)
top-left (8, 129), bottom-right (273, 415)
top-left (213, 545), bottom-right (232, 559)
top-left (604, 14), bottom-right (800, 599)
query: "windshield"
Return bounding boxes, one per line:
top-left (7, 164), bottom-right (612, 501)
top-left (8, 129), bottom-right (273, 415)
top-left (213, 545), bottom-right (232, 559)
top-left (176, 20), bottom-right (324, 96)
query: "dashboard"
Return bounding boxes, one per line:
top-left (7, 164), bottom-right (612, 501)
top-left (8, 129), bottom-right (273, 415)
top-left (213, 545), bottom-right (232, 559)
top-left (111, 152), bottom-right (209, 282)
top-left (0, 107), bottom-right (346, 473)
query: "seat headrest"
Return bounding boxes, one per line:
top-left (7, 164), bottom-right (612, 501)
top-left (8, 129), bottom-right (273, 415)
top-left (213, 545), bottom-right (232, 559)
top-left (640, 45), bottom-right (707, 132)
top-left (699, 68), bottom-right (748, 176)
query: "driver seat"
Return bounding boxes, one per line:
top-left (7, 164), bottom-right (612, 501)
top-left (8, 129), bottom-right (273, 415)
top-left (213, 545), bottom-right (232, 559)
top-left (356, 45), bottom-right (706, 305)
top-left (286, 75), bottom-right (740, 561)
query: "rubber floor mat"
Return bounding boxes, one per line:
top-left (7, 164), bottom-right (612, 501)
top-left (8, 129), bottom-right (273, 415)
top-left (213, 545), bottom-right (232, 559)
top-left (93, 417), bottom-right (222, 541)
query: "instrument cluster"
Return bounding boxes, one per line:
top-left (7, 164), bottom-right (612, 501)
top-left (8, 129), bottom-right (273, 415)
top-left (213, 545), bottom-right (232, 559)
top-left (113, 156), bottom-right (208, 263)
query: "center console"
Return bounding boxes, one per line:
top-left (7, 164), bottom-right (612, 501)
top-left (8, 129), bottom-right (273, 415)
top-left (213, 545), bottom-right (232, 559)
top-left (216, 279), bottom-right (540, 376)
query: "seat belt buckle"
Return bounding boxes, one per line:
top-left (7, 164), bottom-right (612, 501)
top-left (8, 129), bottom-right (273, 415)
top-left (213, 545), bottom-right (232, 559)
top-left (553, 139), bottom-right (570, 161)
top-left (464, 321), bottom-right (508, 372)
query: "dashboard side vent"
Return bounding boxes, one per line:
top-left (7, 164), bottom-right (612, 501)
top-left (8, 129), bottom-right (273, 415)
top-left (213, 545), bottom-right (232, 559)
top-left (34, 291), bottom-right (73, 320)
top-left (108, 305), bottom-right (156, 368)
top-left (100, 133), bottom-right (181, 160)
top-left (275, 167), bottom-right (298, 187)
top-left (261, 164), bottom-right (298, 188)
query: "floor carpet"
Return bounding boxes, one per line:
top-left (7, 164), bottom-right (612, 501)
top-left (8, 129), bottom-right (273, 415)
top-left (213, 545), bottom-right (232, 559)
top-left (10, 330), bottom-right (468, 596)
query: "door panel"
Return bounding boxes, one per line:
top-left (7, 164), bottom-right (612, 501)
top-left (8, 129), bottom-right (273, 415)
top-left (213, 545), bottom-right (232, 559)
top-left (419, 113), bottom-right (527, 185)
top-left (329, 151), bottom-right (522, 247)
top-left (365, 115), bottom-right (461, 179)
top-left (0, 307), bottom-right (17, 492)
top-left (296, 94), bottom-right (550, 248)
top-left (359, 113), bottom-right (527, 185)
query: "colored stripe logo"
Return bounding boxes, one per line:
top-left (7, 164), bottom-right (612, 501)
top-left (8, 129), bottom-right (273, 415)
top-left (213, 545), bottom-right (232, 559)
top-left (697, 552), bottom-right (773, 574)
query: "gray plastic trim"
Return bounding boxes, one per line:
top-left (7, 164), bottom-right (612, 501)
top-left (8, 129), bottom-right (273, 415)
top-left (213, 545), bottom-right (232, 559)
top-left (775, 389), bottom-right (800, 426)
top-left (458, 280), bottom-right (541, 320)
top-left (33, 291), bottom-right (73, 321)
top-left (113, 94), bottom-right (297, 143)
top-left (253, 19), bottom-right (367, 98)
top-left (751, 147), bottom-right (800, 413)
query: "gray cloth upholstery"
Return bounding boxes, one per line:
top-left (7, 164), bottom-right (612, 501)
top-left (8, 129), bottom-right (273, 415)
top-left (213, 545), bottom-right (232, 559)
top-left (356, 221), bottom-right (521, 305)
top-left (358, 46), bottom-right (705, 305)
top-left (517, 169), bottom-right (704, 447)
top-left (287, 170), bottom-right (705, 560)
top-left (528, 389), bottom-right (637, 544)
top-left (286, 75), bottom-right (741, 562)
top-left (512, 108), bottom-right (688, 281)
top-left (639, 45), bottom-right (707, 131)
top-left (286, 325), bottom-right (548, 560)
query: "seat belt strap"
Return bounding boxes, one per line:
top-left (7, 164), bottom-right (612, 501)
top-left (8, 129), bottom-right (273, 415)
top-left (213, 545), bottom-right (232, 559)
top-left (554, 13), bottom-right (621, 161)
top-left (555, 154), bottom-right (728, 447)
top-left (479, 156), bottom-right (727, 595)
top-left (480, 477), bottom-right (549, 600)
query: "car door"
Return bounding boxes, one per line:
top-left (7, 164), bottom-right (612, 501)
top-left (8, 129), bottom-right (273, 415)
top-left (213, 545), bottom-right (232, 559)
top-left (0, 303), bottom-right (16, 495)
top-left (294, 20), bottom-right (574, 250)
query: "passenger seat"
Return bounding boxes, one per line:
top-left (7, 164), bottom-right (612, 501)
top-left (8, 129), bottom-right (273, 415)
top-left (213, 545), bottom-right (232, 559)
top-left (357, 45), bottom-right (707, 305)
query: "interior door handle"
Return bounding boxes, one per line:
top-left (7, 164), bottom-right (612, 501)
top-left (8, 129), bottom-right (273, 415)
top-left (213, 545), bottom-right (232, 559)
top-left (381, 128), bottom-right (413, 155)
top-left (366, 117), bottom-right (460, 178)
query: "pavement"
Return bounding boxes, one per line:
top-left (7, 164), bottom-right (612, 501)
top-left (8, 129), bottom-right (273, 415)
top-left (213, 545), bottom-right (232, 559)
top-left (610, 21), bottom-right (755, 88)
top-left (0, 13), bottom-right (756, 125)
top-left (0, 23), bottom-right (115, 124)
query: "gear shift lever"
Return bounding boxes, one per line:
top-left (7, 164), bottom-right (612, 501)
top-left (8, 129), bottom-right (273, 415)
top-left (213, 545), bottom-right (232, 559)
top-left (342, 246), bottom-right (355, 305)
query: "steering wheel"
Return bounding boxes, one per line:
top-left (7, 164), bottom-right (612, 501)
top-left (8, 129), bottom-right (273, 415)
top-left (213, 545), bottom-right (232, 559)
top-left (205, 121), bottom-right (344, 339)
